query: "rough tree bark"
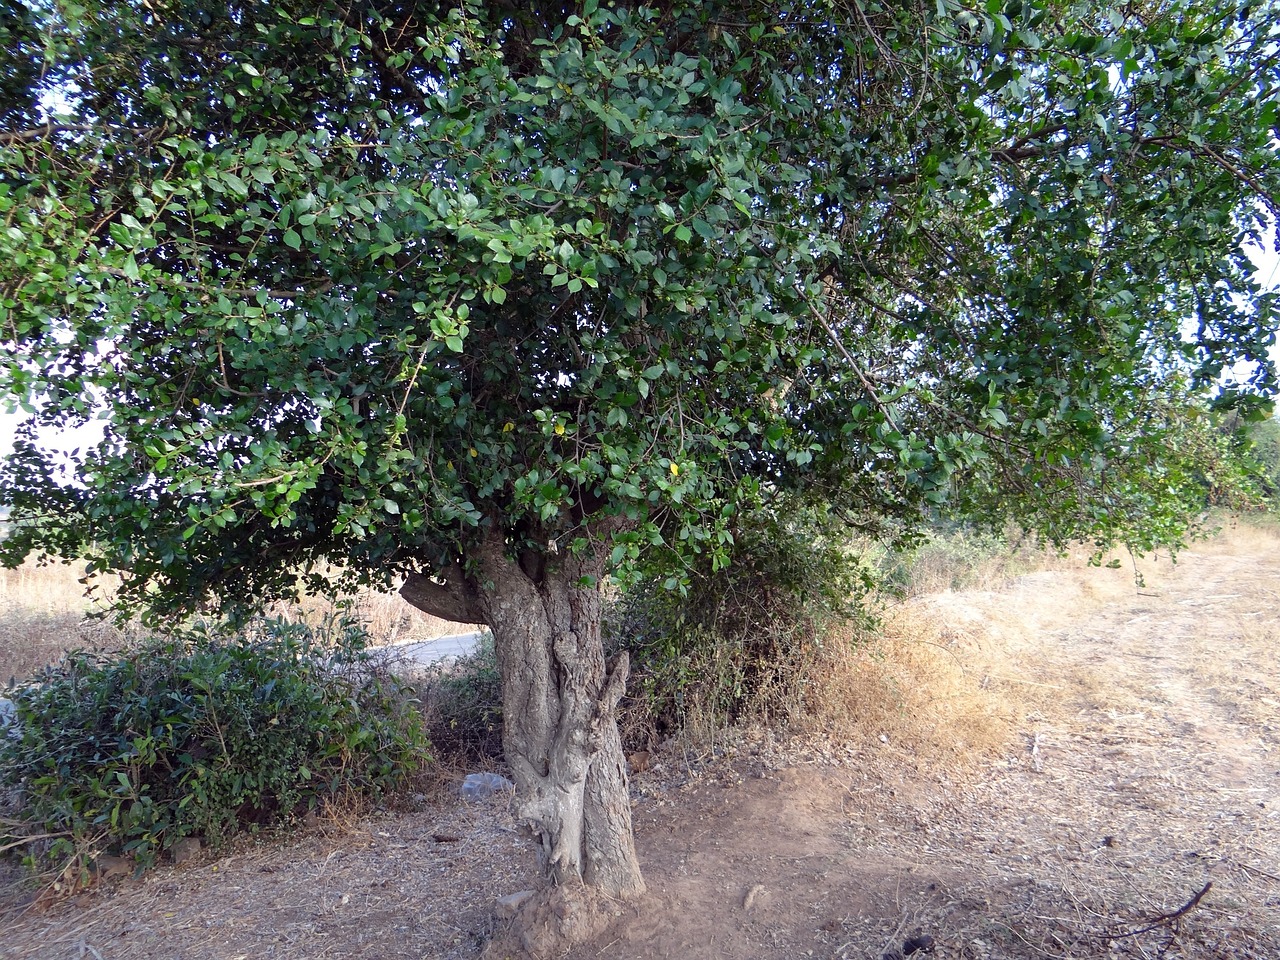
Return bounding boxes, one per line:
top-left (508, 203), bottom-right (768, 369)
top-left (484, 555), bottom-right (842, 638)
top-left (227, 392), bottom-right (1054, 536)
top-left (399, 523), bottom-right (645, 901)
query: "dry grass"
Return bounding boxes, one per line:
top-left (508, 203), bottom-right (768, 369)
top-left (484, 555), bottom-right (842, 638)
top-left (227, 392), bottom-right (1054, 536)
top-left (881, 525), bottom-right (1077, 598)
top-left (790, 520), bottom-right (1253, 765)
top-left (268, 585), bottom-right (480, 649)
top-left (0, 562), bottom-right (129, 684)
top-left (656, 518), bottom-right (1280, 959)
top-left (820, 519), bottom-right (1280, 958)
top-left (800, 612), bottom-right (1019, 762)
top-left (0, 560), bottom-right (476, 685)
top-left (789, 537), bottom-right (1118, 762)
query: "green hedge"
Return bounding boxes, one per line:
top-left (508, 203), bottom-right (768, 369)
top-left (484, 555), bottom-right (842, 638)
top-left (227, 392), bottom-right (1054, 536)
top-left (1, 616), bottom-right (427, 880)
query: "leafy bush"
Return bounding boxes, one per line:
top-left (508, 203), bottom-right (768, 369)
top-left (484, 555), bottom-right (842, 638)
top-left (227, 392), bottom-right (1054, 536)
top-left (418, 632), bottom-right (505, 762)
top-left (607, 500), bottom-right (875, 743)
top-left (0, 616), bottom-right (427, 882)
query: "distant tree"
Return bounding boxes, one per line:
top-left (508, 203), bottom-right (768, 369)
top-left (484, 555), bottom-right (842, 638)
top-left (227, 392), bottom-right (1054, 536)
top-left (2, 0), bottom-right (1276, 917)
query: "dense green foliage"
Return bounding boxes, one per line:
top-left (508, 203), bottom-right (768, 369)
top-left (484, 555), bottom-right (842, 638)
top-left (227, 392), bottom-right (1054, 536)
top-left (1, 0), bottom-right (1276, 615)
top-left (0, 617), bottom-right (427, 878)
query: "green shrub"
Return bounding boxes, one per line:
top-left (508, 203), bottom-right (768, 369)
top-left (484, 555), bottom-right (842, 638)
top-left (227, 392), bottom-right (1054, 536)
top-left (607, 500), bottom-right (875, 742)
top-left (418, 632), bottom-right (505, 762)
top-left (0, 616), bottom-right (427, 881)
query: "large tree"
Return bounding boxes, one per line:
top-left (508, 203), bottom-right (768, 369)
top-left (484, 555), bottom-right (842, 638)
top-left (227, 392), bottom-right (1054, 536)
top-left (1, 0), bottom-right (1276, 912)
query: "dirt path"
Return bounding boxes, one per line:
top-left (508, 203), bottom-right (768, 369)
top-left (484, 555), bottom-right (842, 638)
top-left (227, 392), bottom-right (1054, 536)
top-left (3, 531), bottom-right (1278, 959)
top-left (567, 535), bottom-right (1280, 959)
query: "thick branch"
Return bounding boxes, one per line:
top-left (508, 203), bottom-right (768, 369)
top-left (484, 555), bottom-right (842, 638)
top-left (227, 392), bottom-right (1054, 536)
top-left (96, 265), bottom-right (334, 301)
top-left (399, 568), bottom-right (485, 624)
top-left (0, 122), bottom-right (166, 144)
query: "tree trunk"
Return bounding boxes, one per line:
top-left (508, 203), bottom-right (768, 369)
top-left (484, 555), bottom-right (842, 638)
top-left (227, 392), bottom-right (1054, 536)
top-left (401, 526), bottom-right (645, 900)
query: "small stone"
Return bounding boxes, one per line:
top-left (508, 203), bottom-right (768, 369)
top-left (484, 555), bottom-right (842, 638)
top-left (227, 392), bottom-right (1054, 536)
top-left (170, 837), bottom-right (202, 865)
top-left (496, 890), bottom-right (535, 918)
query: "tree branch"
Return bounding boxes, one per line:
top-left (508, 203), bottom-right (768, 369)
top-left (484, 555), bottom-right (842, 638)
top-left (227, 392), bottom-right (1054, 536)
top-left (1098, 881), bottom-right (1212, 941)
top-left (97, 265), bottom-right (334, 300)
top-left (400, 567), bottom-right (485, 624)
top-left (0, 122), bottom-right (165, 144)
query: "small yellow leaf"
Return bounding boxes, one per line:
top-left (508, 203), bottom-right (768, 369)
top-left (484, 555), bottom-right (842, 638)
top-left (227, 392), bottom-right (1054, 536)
top-left (469, 447), bottom-right (478, 457)
top-left (503, 422), bottom-right (514, 432)
top-left (554, 422), bottom-right (566, 436)
top-left (670, 462), bottom-right (680, 476)
top-left (446, 460), bottom-right (454, 471)
top-left (190, 397), bottom-right (201, 406)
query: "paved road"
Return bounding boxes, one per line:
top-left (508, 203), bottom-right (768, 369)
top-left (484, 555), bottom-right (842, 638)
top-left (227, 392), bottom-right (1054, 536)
top-left (371, 630), bottom-right (487, 671)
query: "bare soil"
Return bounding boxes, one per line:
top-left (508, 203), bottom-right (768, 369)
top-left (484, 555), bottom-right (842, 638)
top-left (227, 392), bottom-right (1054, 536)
top-left (4, 529), bottom-right (1278, 959)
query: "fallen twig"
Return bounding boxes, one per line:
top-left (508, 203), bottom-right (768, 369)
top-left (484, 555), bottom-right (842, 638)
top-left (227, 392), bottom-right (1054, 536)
top-left (1097, 881), bottom-right (1212, 940)
top-left (0, 831), bottom-right (72, 855)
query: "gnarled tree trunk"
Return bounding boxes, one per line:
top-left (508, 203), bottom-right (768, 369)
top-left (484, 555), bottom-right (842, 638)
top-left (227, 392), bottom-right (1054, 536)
top-left (400, 524), bottom-right (645, 901)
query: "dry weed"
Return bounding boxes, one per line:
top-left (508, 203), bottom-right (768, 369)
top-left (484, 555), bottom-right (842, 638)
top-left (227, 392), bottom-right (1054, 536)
top-left (799, 609), bottom-right (1018, 762)
top-left (269, 587), bottom-right (479, 647)
top-left (792, 528), bottom-right (1217, 764)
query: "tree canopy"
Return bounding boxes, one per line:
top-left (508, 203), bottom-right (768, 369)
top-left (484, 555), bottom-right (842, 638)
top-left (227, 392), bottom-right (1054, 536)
top-left (2, 0), bottom-right (1277, 906)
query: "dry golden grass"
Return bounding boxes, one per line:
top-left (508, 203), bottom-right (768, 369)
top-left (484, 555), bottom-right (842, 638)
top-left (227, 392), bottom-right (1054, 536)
top-left (277, 587), bottom-right (480, 647)
top-left (0, 558), bottom-right (475, 685)
top-left (0, 561), bottom-right (128, 683)
top-left (794, 529), bottom-right (1199, 763)
top-left (796, 609), bottom-right (1019, 764)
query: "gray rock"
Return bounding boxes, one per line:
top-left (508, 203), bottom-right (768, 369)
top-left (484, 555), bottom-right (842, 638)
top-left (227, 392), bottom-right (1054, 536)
top-left (170, 837), bottom-right (203, 864)
top-left (496, 890), bottom-right (535, 918)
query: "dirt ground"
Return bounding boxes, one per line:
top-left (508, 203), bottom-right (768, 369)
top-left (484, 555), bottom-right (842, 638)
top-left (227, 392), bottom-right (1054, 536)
top-left (3, 527), bottom-right (1278, 959)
